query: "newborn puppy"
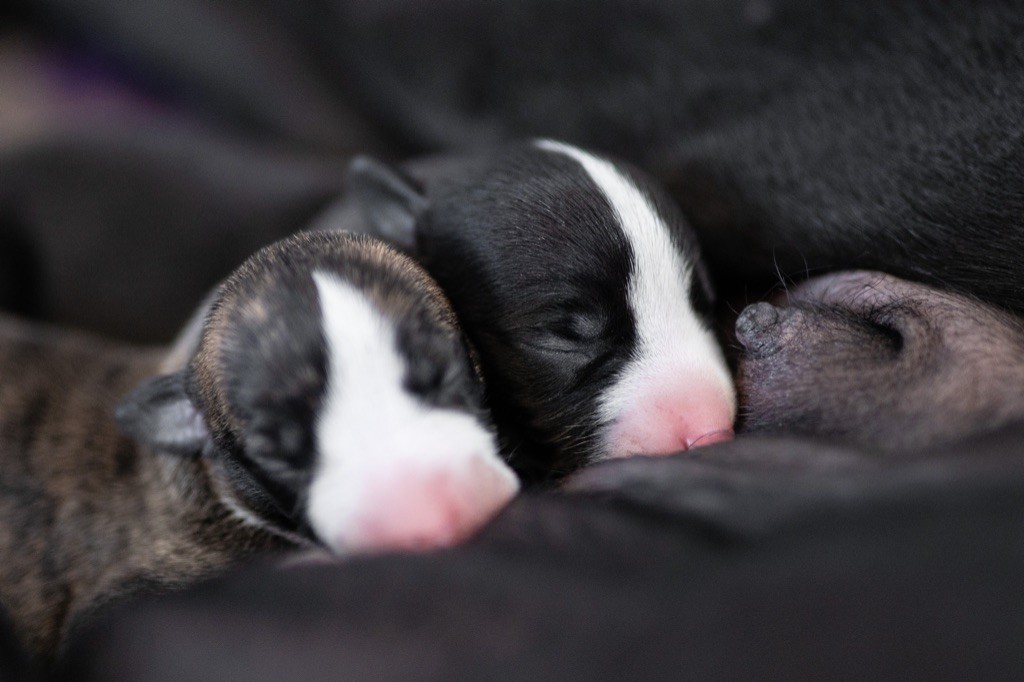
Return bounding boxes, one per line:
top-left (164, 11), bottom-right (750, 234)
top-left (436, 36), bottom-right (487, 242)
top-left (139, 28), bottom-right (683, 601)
top-left (0, 230), bottom-right (515, 658)
top-left (347, 140), bottom-right (735, 479)
top-left (119, 230), bottom-right (518, 554)
top-left (736, 271), bottom-right (1024, 451)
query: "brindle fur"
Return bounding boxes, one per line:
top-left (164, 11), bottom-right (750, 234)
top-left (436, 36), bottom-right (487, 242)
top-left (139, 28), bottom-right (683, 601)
top-left (0, 315), bottom-right (285, 658)
top-left (0, 231), bottom-right (480, 660)
top-left (192, 233), bottom-right (467, 442)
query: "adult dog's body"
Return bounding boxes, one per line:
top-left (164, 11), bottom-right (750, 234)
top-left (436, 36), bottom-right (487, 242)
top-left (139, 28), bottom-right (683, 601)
top-left (318, 0), bottom-right (1024, 311)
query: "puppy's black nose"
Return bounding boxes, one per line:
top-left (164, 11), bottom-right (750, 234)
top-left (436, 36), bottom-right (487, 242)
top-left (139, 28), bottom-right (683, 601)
top-left (735, 302), bottom-right (788, 356)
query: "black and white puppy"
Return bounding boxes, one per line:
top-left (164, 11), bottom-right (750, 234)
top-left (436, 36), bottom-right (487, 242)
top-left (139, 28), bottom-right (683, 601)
top-left (346, 140), bottom-right (735, 478)
top-left (0, 230), bottom-right (515, 657)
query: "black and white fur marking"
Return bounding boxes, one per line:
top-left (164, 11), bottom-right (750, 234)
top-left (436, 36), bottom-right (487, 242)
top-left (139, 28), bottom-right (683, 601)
top-left (120, 231), bottom-right (518, 554)
top-left (348, 140), bottom-right (735, 479)
top-left (307, 271), bottom-right (513, 547)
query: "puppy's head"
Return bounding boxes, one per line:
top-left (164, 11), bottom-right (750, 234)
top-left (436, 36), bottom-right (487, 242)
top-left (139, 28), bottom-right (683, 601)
top-left (117, 231), bottom-right (518, 553)
top-left (349, 141), bottom-right (735, 478)
top-left (736, 270), bottom-right (1024, 451)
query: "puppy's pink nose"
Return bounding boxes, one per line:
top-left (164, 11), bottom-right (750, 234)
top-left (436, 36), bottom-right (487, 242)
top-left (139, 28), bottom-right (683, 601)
top-left (336, 455), bottom-right (519, 553)
top-left (607, 384), bottom-right (735, 458)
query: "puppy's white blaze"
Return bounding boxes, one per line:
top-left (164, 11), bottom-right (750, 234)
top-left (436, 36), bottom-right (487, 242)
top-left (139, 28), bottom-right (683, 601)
top-left (308, 273), bottom-right (517, 553)
top-left (535, 140), bottom-right (735, 455)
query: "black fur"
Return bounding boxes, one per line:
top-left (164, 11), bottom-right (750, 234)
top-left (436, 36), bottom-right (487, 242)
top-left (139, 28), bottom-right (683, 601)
top-left (319, 0), bottom-right (1024, 315)
top-left (350, 143), bottom-right (716, 479)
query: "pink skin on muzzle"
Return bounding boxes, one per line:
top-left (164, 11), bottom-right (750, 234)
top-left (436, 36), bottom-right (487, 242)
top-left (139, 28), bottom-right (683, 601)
top-left (605, 378), bottom-right (736, 458)
top-left (329, 455), bottom-right (519, 554)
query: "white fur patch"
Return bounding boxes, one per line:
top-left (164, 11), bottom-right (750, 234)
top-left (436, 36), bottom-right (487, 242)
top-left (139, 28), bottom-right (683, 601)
top-left (307, 273), bottom-right (515, 552)
top-left (535, 140), bottom-right (735, 455)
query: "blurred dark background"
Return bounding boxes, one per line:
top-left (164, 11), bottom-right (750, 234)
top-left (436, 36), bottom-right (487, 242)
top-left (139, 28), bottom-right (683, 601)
top-left (1, 0), bottom-right (396, 341)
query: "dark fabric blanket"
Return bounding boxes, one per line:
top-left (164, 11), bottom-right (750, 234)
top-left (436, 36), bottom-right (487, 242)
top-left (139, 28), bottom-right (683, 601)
top-left (58, 427), bottom-right (1024, 680)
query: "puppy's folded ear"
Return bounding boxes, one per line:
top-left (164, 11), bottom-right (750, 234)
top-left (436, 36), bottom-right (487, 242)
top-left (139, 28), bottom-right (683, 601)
top-left (115, 372), bottom-right (209, 456)
top-left (346, 156), bottom-right (429, 253)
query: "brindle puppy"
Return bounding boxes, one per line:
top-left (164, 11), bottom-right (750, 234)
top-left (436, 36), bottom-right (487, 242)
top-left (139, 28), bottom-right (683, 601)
top-left (0, 230), bottom-right (515, 659)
